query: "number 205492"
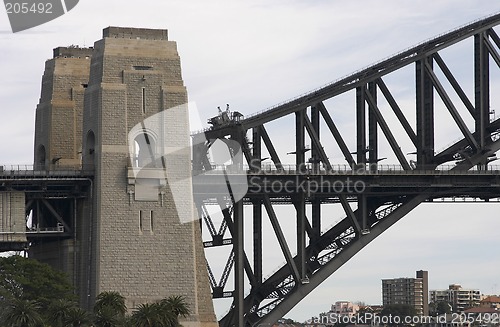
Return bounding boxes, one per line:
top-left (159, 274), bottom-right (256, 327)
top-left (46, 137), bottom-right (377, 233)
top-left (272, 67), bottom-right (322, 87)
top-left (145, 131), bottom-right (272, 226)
top-left (5, 2), bottom-right (53, 14)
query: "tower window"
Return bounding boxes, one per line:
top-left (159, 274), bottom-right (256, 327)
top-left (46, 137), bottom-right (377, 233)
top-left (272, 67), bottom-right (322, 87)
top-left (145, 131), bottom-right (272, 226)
top-left (150, 210), bottom-right (154, 232)
top-left (133, 65), bottom-right (153, 70)
top-left (133, 132), bottom-right (156, 168)
top-left (139, 210), bottom-right (154, 233)
top-left (141, 87), bottom-right (146, 114)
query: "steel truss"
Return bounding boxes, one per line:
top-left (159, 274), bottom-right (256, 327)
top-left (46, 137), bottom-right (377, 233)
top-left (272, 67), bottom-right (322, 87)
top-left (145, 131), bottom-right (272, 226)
top-left (192, 13), bottom-right (500, 327)
top-left (0, 169), bottom-right (92, 251)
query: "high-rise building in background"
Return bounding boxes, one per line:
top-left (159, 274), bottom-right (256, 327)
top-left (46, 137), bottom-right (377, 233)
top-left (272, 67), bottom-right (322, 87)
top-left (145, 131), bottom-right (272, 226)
top-left (430, 284), bottom-right (481, 312)
top-left (382, 270), bottom-right (429, 316)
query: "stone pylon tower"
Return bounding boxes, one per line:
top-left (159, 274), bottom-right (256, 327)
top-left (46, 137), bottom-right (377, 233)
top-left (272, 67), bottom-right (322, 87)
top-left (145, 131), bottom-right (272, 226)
top-left (31, 46), bottom-right (92, 271)
top-left (34, 47), bottom-right (92, 170)
top-left (32, 27), bottom-right (217, 326)
top-left (80, 27), bottom-right (217, 326)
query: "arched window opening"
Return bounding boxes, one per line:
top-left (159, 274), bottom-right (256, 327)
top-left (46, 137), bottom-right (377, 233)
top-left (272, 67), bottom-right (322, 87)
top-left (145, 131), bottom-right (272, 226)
top-left (133, 132), bottom-right (156, 168)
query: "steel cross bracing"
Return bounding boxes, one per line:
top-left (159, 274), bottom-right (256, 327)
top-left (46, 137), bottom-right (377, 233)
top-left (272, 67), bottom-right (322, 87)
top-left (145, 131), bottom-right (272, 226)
top-left (192, 12), bottom-right (500, 327)
top-left (0, 167), bottom-right (93, 252)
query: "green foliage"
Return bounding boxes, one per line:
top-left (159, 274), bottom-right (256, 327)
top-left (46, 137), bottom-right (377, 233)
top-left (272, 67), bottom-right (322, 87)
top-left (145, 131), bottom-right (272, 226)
top-left (437, 301), bottom-right (452, 314)
top-left (0, 255), bottom-right (75, 305)
top-left (381, 304), bottom-right (418, 326)
top-left (159, 295), bottom-right (190, 324)
top-left (130, 302), bottom-right (171, 327)
top-left (429, 301), bottom-right (453, 315)
top-left (91, 292), bottom-right (191, 327)
top-left (93, 291), bottom-right (128, 327)
top-left (381, 304), bottom-right (417, 317)
top-left (0, 298), bottom-right (44, 327)
top-left (44, 299), bottom-right (80, 327)
top-left (131, 301), bottom-right (178, 327)
top-left (93, 306), bottom-right (126, 327)
top-left (94, 291), bottom-right (127, 318)
top-left (63, 307), bottom-right (92, 327)
top-left (0, 257), bottom-right (191, 327)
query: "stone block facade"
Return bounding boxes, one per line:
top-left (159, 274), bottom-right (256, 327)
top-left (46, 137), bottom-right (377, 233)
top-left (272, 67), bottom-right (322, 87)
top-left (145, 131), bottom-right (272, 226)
top-left (32, 27), bottom-right (217, 327)
top-left (0, 192), bottom-right (27, 243)
top-left (34, 47), bottom-right (91, 169)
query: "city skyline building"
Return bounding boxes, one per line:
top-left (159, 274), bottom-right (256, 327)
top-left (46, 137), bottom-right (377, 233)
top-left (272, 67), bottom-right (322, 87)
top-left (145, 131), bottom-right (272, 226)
top-left (382, 270), bottom-right (429, 316)
top-left (430, 284), bottom-right (481, 312)
top-left (329, 301), bottom-right (360, 317)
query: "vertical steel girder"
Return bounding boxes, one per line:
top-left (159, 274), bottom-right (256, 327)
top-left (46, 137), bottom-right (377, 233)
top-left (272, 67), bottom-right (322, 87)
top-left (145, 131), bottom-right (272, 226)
top-left (356, 85), bottom-right (367, 166)
top-left (234, 199), bottom-right (244, 327)
top-left (214, 198), bottom-right (256, 287)
top-left (368, 82), bottom-right (378, 167)
top-left (295, 110), bottom-right (307, 281)
top-left (416, 57), bottom-right (435, 166)
top-left (252, 127), bottom-right (263, 285)
top-left (253, 199), bottom-right (263, 285)
top-left (310, 106), bottom-right (321, 240)
top-left (475, 32), bottom-right (490, 153)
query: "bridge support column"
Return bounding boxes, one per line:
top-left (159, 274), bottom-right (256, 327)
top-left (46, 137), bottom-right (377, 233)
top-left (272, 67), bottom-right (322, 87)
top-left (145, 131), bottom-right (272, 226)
top-left (296, 192), bottom-right (306, 281)
top-left (252, 127), bottom-right (263, 285)
top-left (295, 110), bottom-right (307, 281)
top-left (234, 199), bottom-right (244, 327)
top-left (310, 105), bottom-right (321, 239)
top-left (475, 31), bottom-right (490, 169)
top-left (356, 86), bottom-right (367, 167)
top-left (368, 82), bottom-right (378, 171)
top-left (416, 58), bottom-right (435, 167)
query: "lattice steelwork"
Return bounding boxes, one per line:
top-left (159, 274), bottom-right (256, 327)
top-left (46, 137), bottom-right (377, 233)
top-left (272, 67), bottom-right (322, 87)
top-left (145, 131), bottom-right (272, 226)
top-left (192, 13), bottom-right (500, 327)
top-left (0, 167), bottom-right (93, 251)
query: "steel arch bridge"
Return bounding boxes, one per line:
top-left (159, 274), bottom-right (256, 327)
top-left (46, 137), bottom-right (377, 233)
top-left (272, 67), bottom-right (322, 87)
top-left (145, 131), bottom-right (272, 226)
top-left (192, 12), bottom-right (500, 327)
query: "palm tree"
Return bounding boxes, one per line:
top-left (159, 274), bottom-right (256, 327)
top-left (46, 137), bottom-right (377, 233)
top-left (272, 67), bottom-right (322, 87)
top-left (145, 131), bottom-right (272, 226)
top-left (45, 299), bottom-right (78, 327)
top-left (130, 302), bottom-right (163, 327)
top-left (1, 298), bottom-right (44, 327)
top-left (93, 291), bottom-right (127, 327)
top-left (94, 305), bottom-right (125, 327)
top-left (93, 291), bottom-right (127, 318)
top-left (159, 295), bottom-right (190, 326)
top-left (130, 302), bottom-right (176, 327)
top-left (63, 307), bottom-right (92, 327)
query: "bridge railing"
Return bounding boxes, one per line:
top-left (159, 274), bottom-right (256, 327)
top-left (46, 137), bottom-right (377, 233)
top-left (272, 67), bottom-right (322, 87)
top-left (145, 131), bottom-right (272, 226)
top-left (0, 225), bottom-right (66, 235)
top-left (197, 163), bottom-right (500, 175)
top-left (0, 164), bottom-right (94, 178)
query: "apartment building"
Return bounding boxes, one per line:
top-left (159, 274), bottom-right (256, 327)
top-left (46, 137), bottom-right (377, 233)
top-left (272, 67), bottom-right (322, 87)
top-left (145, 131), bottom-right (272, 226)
top-left (430, 284), bottom-right (481, 312)
top-left (382, 270), bottom-right (429, 316)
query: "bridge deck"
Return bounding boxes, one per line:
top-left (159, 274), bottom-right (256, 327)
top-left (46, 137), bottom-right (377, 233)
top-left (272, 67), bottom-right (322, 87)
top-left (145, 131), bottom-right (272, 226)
top-left (198, 164), bottom-right (500, 176)
top-left (0, 165), bottom-right (94, 180)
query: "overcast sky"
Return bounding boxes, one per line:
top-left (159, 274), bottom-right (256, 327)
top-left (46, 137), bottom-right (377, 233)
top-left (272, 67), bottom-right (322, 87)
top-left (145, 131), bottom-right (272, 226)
top-left (1, 0), bottom-right (499, 322)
